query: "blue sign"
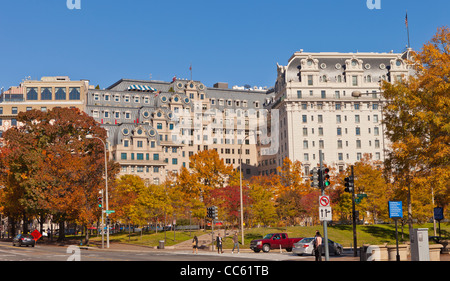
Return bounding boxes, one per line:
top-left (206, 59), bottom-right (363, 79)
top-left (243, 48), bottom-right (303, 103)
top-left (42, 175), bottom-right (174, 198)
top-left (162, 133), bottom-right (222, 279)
top-left (389, 201), bottom-right (403, 218)
top-left (434, 207), bottom-right (444, 221)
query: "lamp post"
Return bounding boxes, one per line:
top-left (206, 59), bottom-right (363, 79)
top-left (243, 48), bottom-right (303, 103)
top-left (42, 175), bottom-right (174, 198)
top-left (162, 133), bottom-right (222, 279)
top-left (239, 131), bottom-right (260, 246)
top-left (86, 134), bottom-right (109, 248)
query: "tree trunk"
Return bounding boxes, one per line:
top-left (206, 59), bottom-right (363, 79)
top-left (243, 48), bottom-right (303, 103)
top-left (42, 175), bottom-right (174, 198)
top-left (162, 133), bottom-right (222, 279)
top-left (57, 221), bottom-right (65, 242)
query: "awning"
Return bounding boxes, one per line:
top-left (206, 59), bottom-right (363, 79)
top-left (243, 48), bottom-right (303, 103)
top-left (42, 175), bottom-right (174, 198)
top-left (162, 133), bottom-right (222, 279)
top-left (127, 85), bottom-right (157, 92)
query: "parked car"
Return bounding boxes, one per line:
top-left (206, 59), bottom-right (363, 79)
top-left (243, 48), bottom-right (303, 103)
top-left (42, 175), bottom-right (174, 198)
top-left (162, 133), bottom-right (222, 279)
top-left (12, 234), bottom-right (36, 247)
top-left (250, 233), bottom-right (303, 253)
top-left (292, 237), bottom-right (343, 256)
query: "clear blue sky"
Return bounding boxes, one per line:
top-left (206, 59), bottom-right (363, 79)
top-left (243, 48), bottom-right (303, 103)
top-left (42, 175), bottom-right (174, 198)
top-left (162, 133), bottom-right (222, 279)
top-left (0, 0), bottom-right (448, 90)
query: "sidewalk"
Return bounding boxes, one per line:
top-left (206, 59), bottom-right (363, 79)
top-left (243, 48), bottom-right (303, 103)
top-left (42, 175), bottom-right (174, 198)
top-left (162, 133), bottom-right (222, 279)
top-left (92, 241), bottom-right (450, 261)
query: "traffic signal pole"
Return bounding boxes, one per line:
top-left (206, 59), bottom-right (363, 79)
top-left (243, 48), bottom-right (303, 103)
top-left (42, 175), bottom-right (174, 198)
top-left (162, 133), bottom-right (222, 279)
top-left (319, 150), bottom-right (330, 261)
top-left (351, 165), bottom-right (357, 257)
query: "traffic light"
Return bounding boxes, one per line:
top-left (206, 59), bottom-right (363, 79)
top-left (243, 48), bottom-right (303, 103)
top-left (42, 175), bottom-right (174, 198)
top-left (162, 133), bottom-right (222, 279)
top-left (344, 176), bottom-right (354, 193)
top-left (318, 167), bottom-right (330, 189)
top-left (98, 196), bottom-right (103, 208)
top-left (207, 207), bottom-right (213, 219)
top-left (213, 206), bottom-right (218, 220)
top-left (310, 167), bottom-right (319, 188)
top-left (323, 168), bottom-right (330, 187)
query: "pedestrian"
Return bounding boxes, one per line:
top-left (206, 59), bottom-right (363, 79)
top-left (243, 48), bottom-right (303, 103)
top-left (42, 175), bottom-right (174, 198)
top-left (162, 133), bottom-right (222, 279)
top-left (314, 230), bottom-right (323, 261)
top-left (216, 233), bottom-right (223, 254)
top-left (232, 232), bottom-right (240, 254)
top-left (192, 235), bottom-right (198, 254)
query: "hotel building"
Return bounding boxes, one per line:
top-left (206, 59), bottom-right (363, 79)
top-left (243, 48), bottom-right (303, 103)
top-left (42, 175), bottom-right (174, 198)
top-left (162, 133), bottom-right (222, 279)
top-left (263, 50), bottom-right (410, 176)
top-left (0, 49), bottom-right (411, 182)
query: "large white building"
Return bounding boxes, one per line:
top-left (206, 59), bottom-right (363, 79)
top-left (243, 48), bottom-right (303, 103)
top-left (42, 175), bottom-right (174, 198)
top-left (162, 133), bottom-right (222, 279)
top-left (0, 50), bottom-right (411, 182)
top-left (259, 50), bottom-right (410, 176)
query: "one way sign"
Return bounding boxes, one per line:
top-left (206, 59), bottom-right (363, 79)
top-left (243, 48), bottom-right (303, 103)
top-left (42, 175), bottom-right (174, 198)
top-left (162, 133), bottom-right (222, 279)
top-left (319, 207), bottom-right (332, 221)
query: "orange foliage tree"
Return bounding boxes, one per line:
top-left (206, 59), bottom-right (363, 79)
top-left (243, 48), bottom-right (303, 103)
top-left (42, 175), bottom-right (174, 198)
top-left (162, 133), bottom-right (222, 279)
top-left (0, 108), bottom-right (119, 241)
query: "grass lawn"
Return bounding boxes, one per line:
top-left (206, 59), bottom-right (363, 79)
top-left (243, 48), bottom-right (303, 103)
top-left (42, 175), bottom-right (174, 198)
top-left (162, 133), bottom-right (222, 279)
top-left (86, 222), bottom-right (449, 249)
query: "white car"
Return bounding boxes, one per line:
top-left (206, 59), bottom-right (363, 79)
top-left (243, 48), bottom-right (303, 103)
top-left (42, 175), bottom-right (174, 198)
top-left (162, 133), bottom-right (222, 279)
top-left (292, 237), bottom-right (343, 256)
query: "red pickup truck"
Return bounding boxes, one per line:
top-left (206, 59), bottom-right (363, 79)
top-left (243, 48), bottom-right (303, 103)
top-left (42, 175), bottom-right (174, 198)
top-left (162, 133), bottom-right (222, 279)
top-left (250, 233), bottom-right (303, 253)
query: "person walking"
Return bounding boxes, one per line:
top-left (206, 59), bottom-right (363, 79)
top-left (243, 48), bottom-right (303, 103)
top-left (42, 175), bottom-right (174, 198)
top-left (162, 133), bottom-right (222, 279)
top-left (314, 230), bottom-right (323, 261)
top-left (216, 233), bottom-right (223, 254)
top-left (232, 232), bottom-right (240, 254)
top-left (192, 235), bottom-right (198, 254)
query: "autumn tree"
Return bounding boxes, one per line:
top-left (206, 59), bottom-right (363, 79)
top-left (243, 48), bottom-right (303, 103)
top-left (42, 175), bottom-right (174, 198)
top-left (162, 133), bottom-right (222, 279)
top-left (382, 26), bottom-right (450, 232)
top-left (177, 149), bottom-right (233, 205)
top-left (0, 108), bottom-right (118, 241)
top-left (248, 182), bottom-right (277, 227)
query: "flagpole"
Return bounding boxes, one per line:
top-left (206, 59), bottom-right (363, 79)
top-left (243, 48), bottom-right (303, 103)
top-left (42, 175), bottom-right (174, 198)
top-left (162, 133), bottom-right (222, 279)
top-left (190, 64), bottom-right (192, 81)
top-left (406, 11), bottom-right (411, 48)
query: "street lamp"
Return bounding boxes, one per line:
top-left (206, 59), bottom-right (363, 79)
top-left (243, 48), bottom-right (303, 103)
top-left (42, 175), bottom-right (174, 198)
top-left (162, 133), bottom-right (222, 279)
top-left (239, 131), bottom-right (260, 246)
top-left (86, 134), bottom-right (109, 249)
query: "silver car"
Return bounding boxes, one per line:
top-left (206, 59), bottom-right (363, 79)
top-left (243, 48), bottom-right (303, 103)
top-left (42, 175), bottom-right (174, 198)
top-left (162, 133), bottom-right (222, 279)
top-left (293, 237), bottom-right (343, 256)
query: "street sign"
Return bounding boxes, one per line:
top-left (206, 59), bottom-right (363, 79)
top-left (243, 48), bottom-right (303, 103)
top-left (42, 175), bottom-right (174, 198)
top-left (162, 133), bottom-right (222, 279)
top-left (31, 229), bottom-right (42, 241)
top-left (434, 207), bottom-right (444, 221)
top-left (319, 206), bottom-right (332, 221)
top-left (319, 195), bottom-right (330, 207)
top-left (103, 210), bottom-right (115, 214)
top-left (389, 201), bottom-right (403, 218)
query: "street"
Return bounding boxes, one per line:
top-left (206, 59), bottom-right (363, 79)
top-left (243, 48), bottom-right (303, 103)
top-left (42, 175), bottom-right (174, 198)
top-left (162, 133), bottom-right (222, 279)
top-left (0, 241), bottom-right (356, 262)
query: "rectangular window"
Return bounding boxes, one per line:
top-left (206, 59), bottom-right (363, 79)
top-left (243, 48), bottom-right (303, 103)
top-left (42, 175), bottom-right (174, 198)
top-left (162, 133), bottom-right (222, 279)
top-left (41, 88), bottom-right (52, 100)
top-left (297, 90), bottom-right (302, 98)
top-left (55, 88), bottom-right (66, 100)
top-left (69, 87), bottom-right (81, 100)
top-left (153, 154), bottom-right (159, 161)
top-left (308, 75), bottom-right (313, 86)
top-left (121, 153), bottom-right (127, 160)
top-left (172, 158), bottom-right (178, 165)
top-left (352, 76), bottom-right (358, 86)
top-left (321, 90), bottom-right (326, 99)
top-left (137, 141), bottom-right (143, 148)
top-left (137, 153), bottom-right (144, 160)
top-left (303, 140), bottom-right (308, 149)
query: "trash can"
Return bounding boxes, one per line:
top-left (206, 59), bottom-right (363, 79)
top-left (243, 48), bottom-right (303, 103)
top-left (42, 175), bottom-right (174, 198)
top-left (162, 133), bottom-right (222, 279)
top-left (158, 240), bottom-right (165, 249)
top-left (360, 245), bottom-right (369, 261)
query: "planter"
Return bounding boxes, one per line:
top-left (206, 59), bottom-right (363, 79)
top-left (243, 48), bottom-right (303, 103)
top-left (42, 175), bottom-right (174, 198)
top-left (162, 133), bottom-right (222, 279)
top-left (429, 244), bottom-right (443, 261)
top-left (365, 244), bottom-right (389, 261)
top-left (387, 244), bottom-right (409, 261)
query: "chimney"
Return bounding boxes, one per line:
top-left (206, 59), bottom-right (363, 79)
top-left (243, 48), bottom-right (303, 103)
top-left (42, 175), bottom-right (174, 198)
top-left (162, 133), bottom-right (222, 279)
top-left (213, 82), bottom-right (228, 89)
